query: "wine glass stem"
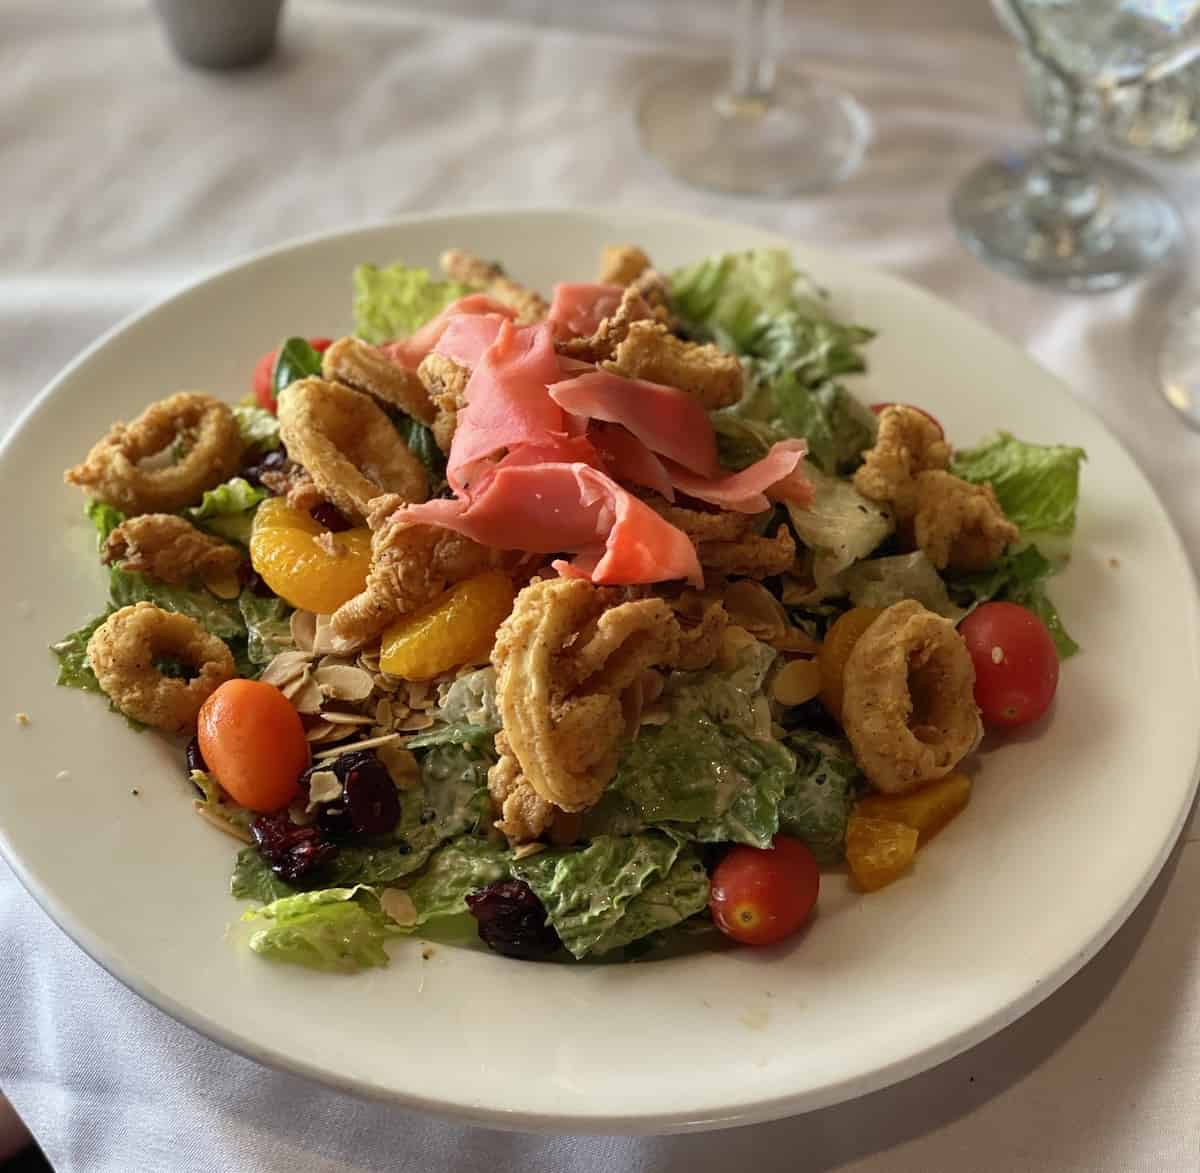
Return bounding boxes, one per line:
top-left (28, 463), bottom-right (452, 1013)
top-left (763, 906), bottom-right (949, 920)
top-left (729, 0), bottom-right (781, 106)
top-left (1024, 75), bottom-right (1105, 230)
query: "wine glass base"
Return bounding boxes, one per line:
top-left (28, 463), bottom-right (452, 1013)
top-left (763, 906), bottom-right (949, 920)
top-left (950, 153), bottom-right (1181, 292)
top-left (1159, 303), bottom-right (1200, 431)
top-left (637, 61), bottom-right (870, 197)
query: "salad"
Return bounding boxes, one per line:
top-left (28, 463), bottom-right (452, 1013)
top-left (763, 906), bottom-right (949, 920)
top-left (53, 243), bottom-right (1085, 972)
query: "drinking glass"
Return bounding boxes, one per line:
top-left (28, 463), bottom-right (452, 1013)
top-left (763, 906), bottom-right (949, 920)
top-left (952, 0), bottom-right (1200, 291)
top-left (637, 0), bottom-right (870, 196)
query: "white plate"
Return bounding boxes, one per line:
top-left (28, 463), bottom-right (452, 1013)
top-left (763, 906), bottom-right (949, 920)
top-left (1, 209), bottom-right (1197, 1134)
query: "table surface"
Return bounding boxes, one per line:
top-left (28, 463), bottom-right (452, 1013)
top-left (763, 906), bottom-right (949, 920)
top-left (2, 1), bottom-right (1199, 1170)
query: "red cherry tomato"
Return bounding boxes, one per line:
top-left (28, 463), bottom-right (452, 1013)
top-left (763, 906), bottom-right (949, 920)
top-left (959, 601), bottom-right (1059, 728)
top-left (870, 401), bottom-right (944, 438)
top-left (252, 337), bottom-right (333, 412)
top-left (709, 835), bottom-right (820, 946)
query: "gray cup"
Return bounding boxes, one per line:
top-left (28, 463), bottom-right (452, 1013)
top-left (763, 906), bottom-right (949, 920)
top-left (154, 0), bottom-right (285, 70)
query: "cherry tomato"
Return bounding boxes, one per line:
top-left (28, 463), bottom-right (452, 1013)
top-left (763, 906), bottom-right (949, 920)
top-left (252, 337), bottom-right (333, 412)
top-left (870, 401), bottom-right (944, 438)
top-left (197, 679), bottom-right (309, 812)
top-left (959, 602), bottom-right (1059, 728)
top-left (709, 835), bottom-right (820, 946)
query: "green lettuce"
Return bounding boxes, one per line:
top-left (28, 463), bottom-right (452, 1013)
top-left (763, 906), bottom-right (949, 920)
top-left (185, 477), bottom-right (266, 544)
top-left (231, 847), bottom-right (294, 903)
top-left (779, 730), bottom-right (862, 862)
top-left (836, 551), bottom-right (964, 621)
top-left (400, 838), bottom-right (510, 927)
top-left (589, 848), bottom-right (710, 956)
top-left (765, 378), bottom-right (878, 475)
top-left (86, 500), bottom-right (124, 547)
top-left (233, 403), bottom-right (282, 452)
top-left (952, 433), bottom-right (1085, 539)
top-left (664, 636), bottom-right (777, 740)
top-left (272, 337), bottom-right (324, 400)
top-left (49, 613), bottom-right (108, 692)
top-left (393, 414), bottom-right (447, 494)
top-left (108, 570), bottom-right (246, 641)
top-left (510, 833), bottom-right (686, 959)
top-left (948, 545), bottom-right (1079, 658)
top-left (590, 715), bottom-right (793, 849)
top-left (243, 888), bottom-right (390, 973)
top-left (353, 263), bottom-right (470, 345)
top-left (238, 591), bottom-right (293, 667)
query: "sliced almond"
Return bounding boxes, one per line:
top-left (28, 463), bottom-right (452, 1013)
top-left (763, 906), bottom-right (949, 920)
top-left (260, 650), bottom-right (311, 688)
top-left (284, 673), bottom-right (324, 715)
top-left (771, 658), bottom-right (822, 707)
top-left (304, 719), bottom-right (338, 742)
top-left (204, 569), bottom-right (243, 600)
top-left (396, 712), bottom-right (434, 732)
top-left (512, 842), bottom-right (546, 861)
top-left (313, 664), bottom-right (375, 702)
top-left (374, 697), bottom-right (394, 729)
top-left (314, 731), bottom-right (403, 760)
top-left (722, 580), bottom-right (788, 640)
top-left (377, 742), bottom-right (422, 790)
top-left (290, 610), bottom-right (317, 654)
top-left (306, 769), bottom-right (343, 805)
top-left (311, 613), bottom-right (342, 656)
top-left (773, 626), bottom-right (820, 654)
top-left (380, 887), bottom-right (418, 928)
top-left (321, 710), bottom-right (376, 726)
top-left (404, 681), bottom-right (432, 709)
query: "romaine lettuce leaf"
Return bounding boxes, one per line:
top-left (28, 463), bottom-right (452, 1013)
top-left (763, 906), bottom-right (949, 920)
top-left (435, 667), bottom-right (500, 732)
top-left (393, 413), bottom-right (447, 494)
top-left (664, 636), bottom-right (776, 740)
top-left (86, 500), bottom-right (124, 547)
top-left (786, 462), bottom-right (894, 591)
top-left (49, 613), bottom-right (108, 692)
top-left (779, 729), bottom-right (862, 862)
top-left (836, 551), bottom-right (964, 621)
top-left (951, 433), bottom-right (1085, 538)
top-left (947, 545), bottom-right (1079, 658)
top-left (237, 591), bottom-right (293, 667)
top-left (353, 263), bottom-right (470, 345)
top-left (766, 377), bottom-right (878, 475)
top-left (108, 569), bottom-right (246, 641)
top-left (185, 476), bottom-right (266, 544)
top-left (589, 847), bottom-right (710, 956)
top-left (242, 887), bottom-right (390, 973)
top-left (233, 403), bottom-right (282, 452)
top-left (591, 714), bottom-right (794, 848)
top-left (510, 833), bottom-right (685, 959)
top-left (231, 847), bottom-right (295, 903)
top-left (400, 838), bottom-right (510, 927)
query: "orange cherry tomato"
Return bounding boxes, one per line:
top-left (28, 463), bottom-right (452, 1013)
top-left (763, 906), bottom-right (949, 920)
top-left (197, 679), bottom-right (309, 813)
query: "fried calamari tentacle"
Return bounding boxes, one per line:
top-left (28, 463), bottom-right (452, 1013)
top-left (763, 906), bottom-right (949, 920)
top-left (103, 514), bottom-right (241, 584)
top-left (598, 244), bottom-right (652, 286)
top-left (276, 379), bottom-right (427, 524)
top-left (604, 320), bottom-right (744, 409)
top-left (64, 392), bottom-right (243, 515)
top-left (87, 602), bottom-right (236, 734)
top-left (853, 405), bottom-right (952, 522)
top-left (555, 284), bottom-right (657, 363)
top-left (489, 732), bottom-right (559, 844)
top-left (644, 500), bottom-right (755, 544)
top-left (329, 494), bottom-right (496, 646)
top-left (491, 578), bottom-right (682, 822)
top-left (841, 600), bottom-right (981, 794)
top-left (439, 248), bottom-right (548, 324)
top-left (913, 470), bottom-right (1019, 572)
top-left (416, 352), bottom-right (470, 454)
top-left (698, 526), bottom-right (796, 578)
top-left (321, 336), bottom-right (436, 425)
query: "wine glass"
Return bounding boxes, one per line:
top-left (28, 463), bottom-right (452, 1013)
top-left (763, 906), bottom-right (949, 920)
top-left (636, 0), bottom-right (871, 197)
top-left (952, 0), bottom-right (1200, 291)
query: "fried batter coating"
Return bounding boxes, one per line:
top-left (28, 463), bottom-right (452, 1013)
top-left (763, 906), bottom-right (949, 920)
top-left (645, 500), bottom-right (755, 544)
top-left (277, 379), bottom-right (428, 525)
top-left (416, 351), bottom-right (470, 453)
top-left (440, 248), bottom-right (548, 324)
top-left (598, 244), bottom-right (652, 286)
top-left (103, 514), bottom-right (241, 584)
top-left (556, 284), bottom-right (657, 363)
top-left (675, 599), bottom-right (729, 670)
top-left (321, 336), bottom-right (436, 425)
top-left (696, 525), bottom-right (796, 579)
top-left (841, 600), bottom-right (981, 794)
top-left (853, 405), bottom-right (952, 522)
top-left (87, 602), bottom-right (235, 734)
top-left (491, 578), bottom-right (682, 821)
top-left (604, 320), bottom-right (744, 409)
top-left (64, 392), bottom-right (243, 516)
top-left (330, 494), bottom-right (496, 646)
top-left (489, 731), bottom-right (558, 844)
top-left (913, 470), bottom-right (1019, 572)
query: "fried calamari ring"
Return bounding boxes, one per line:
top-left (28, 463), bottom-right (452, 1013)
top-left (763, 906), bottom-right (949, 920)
top-left (87, 602), bottom-right (236, 734)
top-left (276, 378), bottom-right (428, 525)
top-left (64, 392), bottom-right (243, 515)
top-left (841, 600), bottom-right (981, 794)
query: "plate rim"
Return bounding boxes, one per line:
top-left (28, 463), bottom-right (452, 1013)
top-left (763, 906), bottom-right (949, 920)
top-left (3, 205), bottom-right (1198, 1134)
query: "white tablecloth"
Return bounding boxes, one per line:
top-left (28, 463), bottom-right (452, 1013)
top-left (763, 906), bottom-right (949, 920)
top-left (2, 2), bottom-right (1198, 1169)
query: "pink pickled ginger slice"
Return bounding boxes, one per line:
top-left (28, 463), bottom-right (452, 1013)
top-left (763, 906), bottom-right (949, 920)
top-left (547, 282), bottom-right (624, 339)
top-left (667, 439), bottom-right (813, 513)
top-left (381, 294), bottom-right (516, 370)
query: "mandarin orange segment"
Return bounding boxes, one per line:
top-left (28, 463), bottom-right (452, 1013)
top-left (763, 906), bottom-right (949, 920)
top-left (248, 497), bottom-right (372, 615)
top-left (845, 814), bottom-right (918, 893)
top-left (855, 772), bottom-right (972, 845)
top-left (380, 571), bottom-right (515, 681)
top-left (817, 606), bottom-right (883, 722)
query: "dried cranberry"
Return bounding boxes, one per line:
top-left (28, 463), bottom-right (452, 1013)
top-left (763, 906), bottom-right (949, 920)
top-left (250, 814), bottom-right (339, 884)
top-left (465, 879), bottom-right (561, 960)
top-left (309, 501), bottom-right (351, 533)
top-left (185, 735), bottom-right (208, 777)
top-left (242, 447), bottom-right (288, 488)
top-left (306, 751), bottom-right (401, 839)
